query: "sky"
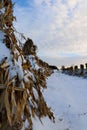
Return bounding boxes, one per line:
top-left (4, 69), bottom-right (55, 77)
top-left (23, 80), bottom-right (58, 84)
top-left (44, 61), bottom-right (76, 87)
top-left (12, 0), bottom-right (87, 66)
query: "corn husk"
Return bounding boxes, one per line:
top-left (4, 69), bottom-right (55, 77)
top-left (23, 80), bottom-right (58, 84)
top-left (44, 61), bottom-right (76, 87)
top-left (0, 0), bottom-right (55, 130)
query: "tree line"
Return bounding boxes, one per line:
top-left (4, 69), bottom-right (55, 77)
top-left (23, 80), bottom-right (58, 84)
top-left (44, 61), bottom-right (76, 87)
top-left (61, 63), bottom-right (87, 77)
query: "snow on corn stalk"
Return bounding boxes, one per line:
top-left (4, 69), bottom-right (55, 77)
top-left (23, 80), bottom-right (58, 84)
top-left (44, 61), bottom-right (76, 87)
top-left (0, 0), bottom-right (54, 130)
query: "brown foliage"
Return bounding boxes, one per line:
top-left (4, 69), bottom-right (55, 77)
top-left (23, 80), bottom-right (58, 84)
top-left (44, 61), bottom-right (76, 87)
top-left (0, 0), bottom-right (55, 130)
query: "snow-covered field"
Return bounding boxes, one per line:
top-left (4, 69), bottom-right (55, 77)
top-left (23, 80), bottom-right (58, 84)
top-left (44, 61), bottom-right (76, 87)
top-left (33, 71), bottom-right (87, 130)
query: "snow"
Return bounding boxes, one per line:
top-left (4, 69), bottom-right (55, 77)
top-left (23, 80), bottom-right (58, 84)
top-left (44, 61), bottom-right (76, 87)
top-left (32, 71), bottom-right (87, 130)
top-left (0, 40), bottom-right (24, 81)
top-left (1, 31), bottom-right (87, 129)
top-left (22, 119), bottom-right (29, 130)
top-left (28, 55), bottom-right (40, 70)
top-left (15, 60), bottom-right (24, 81)
top-left (0, 41), bottom-right (11, 61)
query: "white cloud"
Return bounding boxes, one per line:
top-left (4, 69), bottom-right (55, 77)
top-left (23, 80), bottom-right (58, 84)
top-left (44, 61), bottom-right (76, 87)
top-left (14, 0), bottom-right (87, 60)
top-left (67, 0), bottom-right (78, 8)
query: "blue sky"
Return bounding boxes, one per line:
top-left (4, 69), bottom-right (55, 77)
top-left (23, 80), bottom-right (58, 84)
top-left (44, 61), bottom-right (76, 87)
top-left (13, 0), bottom-right (87, 66)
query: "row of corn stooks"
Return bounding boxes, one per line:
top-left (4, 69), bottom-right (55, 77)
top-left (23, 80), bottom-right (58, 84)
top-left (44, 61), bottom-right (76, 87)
top-left (61, 63), bottom-right (87, 78)
top-left (0, 0), bottom-right (54, 130)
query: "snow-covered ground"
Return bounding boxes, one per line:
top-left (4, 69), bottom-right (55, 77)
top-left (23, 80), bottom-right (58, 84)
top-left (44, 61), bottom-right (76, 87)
top-left (33, 71), bottom-right (87, 130)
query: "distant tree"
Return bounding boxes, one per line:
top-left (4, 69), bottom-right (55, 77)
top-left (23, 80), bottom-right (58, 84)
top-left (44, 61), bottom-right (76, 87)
top-left (80, 64), bottom-right (84, 76)
top-left (49, 65), bottom-right (59, 70)
top-left (68, 66), bottom-right (73, 75)
top-left (80, 64), bottom-right (84, 70)
top-left (73, 65), bottom-right (78, 75)
top-left (61, 65), bottom-right (65, 73)
top-left (85, 63), bottom-right (87, 69)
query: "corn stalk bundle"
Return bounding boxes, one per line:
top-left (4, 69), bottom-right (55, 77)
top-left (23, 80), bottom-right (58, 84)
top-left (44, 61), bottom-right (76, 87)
top-left (0, 0), bottom-right (54, 130)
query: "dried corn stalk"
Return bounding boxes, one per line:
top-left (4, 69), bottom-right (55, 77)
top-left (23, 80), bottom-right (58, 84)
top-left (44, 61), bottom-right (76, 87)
top-left (0, 0), bottom-right (55, 130)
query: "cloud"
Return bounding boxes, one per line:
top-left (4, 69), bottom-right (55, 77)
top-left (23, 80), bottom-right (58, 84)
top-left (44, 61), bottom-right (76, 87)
top-left (67, 0), bottom-right (78, 8)
top-left (13, 0), bottom-right (87, 60)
